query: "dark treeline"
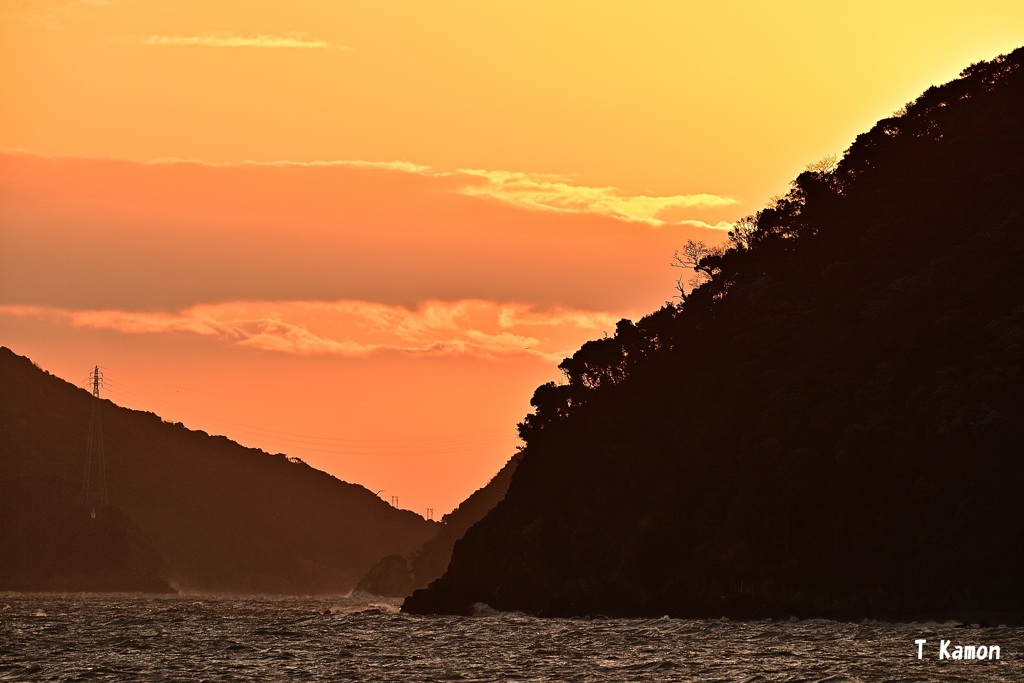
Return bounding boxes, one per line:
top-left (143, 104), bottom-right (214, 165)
top-left (405, 49), bottom-right (1024, 620)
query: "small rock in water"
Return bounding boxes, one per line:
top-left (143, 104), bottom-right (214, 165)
top-left (357, 608), bottom-right (384, 615)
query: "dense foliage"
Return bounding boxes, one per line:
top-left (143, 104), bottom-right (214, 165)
top-left (405, 49), bottom-right (1024, 620)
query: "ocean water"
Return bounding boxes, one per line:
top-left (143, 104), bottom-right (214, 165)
top-left (0, 593), bottom-right (1020, 682)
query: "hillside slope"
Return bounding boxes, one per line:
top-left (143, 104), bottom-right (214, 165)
top-left (0, 348), bottom-right (436, 593)
top-left (405, 49), bottom-right (1024, 620)
top-left (356, 453), bottom-right (521, 596)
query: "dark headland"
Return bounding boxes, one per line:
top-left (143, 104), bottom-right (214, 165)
top-left (355, 453), bottom-right (521, 597)
top-left (404, 48), bottom-right (1024, 622)
top-left (0, 347), bottom-right (436, 594)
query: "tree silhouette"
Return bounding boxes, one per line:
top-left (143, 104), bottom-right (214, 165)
top-left (671, 239), bottom-right (725, 296)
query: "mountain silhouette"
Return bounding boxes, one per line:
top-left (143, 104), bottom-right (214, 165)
top-left (0, 347), bottom-right (436, 594)
top-left (404, 48), bottom-right (1024, 621)
top-left (355, 453), bottom-right (521, 597)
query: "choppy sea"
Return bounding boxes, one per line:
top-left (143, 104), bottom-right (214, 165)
top-left (0, 593), bottom-right (1020, 682)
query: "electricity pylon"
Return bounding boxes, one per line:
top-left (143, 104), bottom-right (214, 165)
top-left (81, 365), bottom-right (108, 509)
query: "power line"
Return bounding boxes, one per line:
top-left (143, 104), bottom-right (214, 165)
top-left (105, 379), bottom-right (516, 448)
top-left (101, 377), bottom-right (514, 444)
top-left (99, 373), bottom-right (522, 459)
top-left (105, 366), bottom-right (526, 410)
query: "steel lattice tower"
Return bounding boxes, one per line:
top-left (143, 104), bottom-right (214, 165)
top-left (81, 365), bottom-right (108, 508)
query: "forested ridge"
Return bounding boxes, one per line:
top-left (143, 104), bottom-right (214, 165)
top-left (0, 348), bottom-right (436, 594)
top-left (404, 49), bottom-right (1024, 620)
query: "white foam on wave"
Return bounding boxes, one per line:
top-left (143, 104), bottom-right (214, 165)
top-left (472, 602), bottom-right (499, 616)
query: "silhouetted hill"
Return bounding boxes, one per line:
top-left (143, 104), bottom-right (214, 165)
top-left (405, 49), bottom-right (1024, 621)
top-left (356, 453), bottom-right (521, 596)
top-left (0, 348), bottom-right (437, 593)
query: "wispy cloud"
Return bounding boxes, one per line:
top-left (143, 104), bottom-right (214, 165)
top-left (676, 219), bottom-right (735, 231)
top-left (147, 157), bottom-right (428, 173)
top-left (234, 319), bottom-right (375, 356)
top-left (140, 156), bottom-right (735, 227)
top-left (2, 150), bottom-right (731, 319)
top-left (26, 0), bottom-right (118, 31)
top-left (496, 305), bottom-right (623, 331)
top-left (0, 300), bottom-right (634, 361)
top-left (455, 169), bottom-right (738, 226)
top-left (129, 32), bottom-right (346, 50)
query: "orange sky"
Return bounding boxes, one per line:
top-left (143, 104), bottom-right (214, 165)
top-left (2, 1), bottom-right (1022, 515)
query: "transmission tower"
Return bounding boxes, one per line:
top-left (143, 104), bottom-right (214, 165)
top-left (426, 508), bottom-right (433, 521)
top-left (391, 495), bottom-right (399, 508)
top-left (81, 365), bottom-right (108, 510)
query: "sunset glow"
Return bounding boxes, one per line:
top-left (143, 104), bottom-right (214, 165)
top-left (3, 0), bottom-right (1022, 515)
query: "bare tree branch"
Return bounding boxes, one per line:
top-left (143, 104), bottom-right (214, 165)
top-left (671, 239), bottom-right (725, 297)
top-left (805, 153), bottom-right (839, 174)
